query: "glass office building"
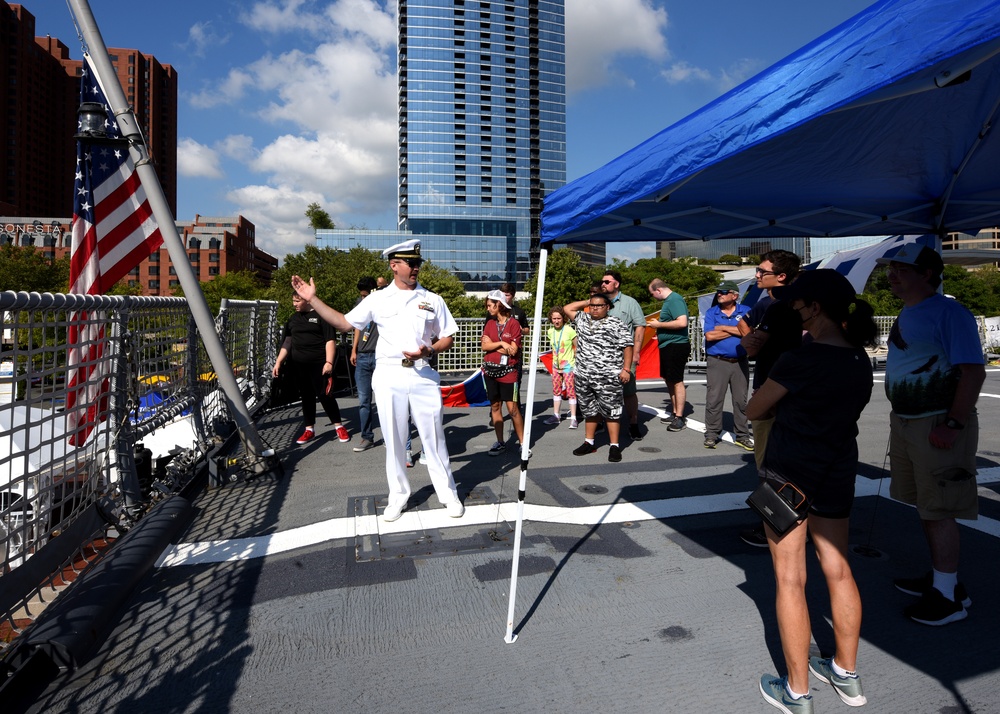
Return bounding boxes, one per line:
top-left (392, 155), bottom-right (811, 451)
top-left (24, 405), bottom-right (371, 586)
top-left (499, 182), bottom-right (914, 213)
top-left (397, 0), bottom-right (567, 290)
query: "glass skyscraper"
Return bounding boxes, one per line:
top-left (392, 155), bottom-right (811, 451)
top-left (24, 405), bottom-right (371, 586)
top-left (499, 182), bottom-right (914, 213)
top-left (397, 0), bottom-right (567, 290)
top-left (318, 1), bottom-right (604, 289)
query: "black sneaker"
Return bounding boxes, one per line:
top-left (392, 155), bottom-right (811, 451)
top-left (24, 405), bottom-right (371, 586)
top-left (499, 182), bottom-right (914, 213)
top-left (608, 445), bottom-right (622, 462)
top-left (905, 587), bottom-right (968, 626)
top-left (628, 424), bottom-right (644, 441)
top-left (659, 414), bottom-right (675, 425)
top-left (739, 524), bottom-right (769, 548)
top-left (704, 436), bottom-right (718, 449)
top-left (666, 416), bottom-right (686, 432)
top-left (573, 441), bottom-right (597, 456)
top-left (894, 572), bottom-right (971, 607)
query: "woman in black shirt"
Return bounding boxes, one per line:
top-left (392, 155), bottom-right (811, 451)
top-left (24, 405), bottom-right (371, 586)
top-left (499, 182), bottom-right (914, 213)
top-left (747, 270), bottom-right (877, 713)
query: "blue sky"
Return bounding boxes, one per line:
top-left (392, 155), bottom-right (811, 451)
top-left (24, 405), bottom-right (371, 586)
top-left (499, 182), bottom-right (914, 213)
top-left (27, 0), bottom-right (874, 263)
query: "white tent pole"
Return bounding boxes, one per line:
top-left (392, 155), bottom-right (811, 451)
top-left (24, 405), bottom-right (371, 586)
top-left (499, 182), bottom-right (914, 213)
top-left (504, 245), bottom-right (549, 643)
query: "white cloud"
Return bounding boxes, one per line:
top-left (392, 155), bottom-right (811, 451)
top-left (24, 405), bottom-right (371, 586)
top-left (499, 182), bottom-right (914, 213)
top-left (217, 134), bottom-right (257, 161)
top-left (565, 0), bottom-right (668, 94)
top-left (226, 184), bottom-right (328, 258)
top-left (250, 40), bottom-right (396, 133)
top-left (177, 138), bottom-right (224, 179)
top-left (189, 67), bottom-right (256, 108)
top-left (180, 21), bottom-right (229, 57)
top-left (608, 242), bottom-right (657, 264)
top-left (326, 0), bottom-right (396, 48)
top-left (185, 1), bottom-right (399, 259)
top-left (240, 0), bottom-right (330, 35)
top-left (719, 58), bottom-right (766, 92)
top-left (661, 61), bottom-right (713, 85)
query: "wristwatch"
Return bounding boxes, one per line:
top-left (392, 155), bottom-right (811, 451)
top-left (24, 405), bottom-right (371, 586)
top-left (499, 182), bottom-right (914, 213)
top-left (944, 417), bottom-right (965, 430)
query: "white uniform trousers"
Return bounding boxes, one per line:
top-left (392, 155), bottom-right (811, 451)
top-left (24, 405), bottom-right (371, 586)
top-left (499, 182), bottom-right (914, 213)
top-left (372, 361), bottom-right (459, 508)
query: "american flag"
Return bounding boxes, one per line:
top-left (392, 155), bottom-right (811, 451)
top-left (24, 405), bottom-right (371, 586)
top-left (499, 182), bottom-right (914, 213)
top-left (66, 53), bottom-right (163, 445)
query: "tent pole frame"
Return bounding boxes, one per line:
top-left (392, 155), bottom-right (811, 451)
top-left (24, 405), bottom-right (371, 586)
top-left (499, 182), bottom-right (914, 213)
top-left (504, 245), bottom-right (549, 643)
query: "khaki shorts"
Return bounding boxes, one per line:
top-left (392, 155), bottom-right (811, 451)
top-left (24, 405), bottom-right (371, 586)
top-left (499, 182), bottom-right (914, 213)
top-left (888, 412), bottom-right (979, 521)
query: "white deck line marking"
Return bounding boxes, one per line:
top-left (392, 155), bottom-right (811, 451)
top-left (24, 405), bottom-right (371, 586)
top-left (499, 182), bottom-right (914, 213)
top-left (155, 467), bottom-right (1000, 568)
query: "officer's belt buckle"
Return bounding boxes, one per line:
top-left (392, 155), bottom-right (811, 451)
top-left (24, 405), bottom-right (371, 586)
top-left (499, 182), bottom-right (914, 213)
top-left (401, 358), bottom-right (414, 367)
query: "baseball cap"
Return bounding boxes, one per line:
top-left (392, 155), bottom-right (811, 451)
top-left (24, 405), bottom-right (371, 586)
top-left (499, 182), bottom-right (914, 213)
top-left (486, 290), bottom-right (511, 309)
top-left (716, 280), bottom-right (739, 293)
top-left (874, 243), bottom-right (943, 276)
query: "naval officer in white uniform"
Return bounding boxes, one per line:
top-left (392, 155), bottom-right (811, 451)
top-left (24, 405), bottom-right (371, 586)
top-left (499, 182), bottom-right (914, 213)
top-left (291, 240), bottom-right (464, 522)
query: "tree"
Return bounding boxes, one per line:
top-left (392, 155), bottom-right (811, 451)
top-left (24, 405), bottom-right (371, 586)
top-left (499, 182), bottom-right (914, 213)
top-left (0, 245), bottom-right (68, 293)
top-left (305, 202), bottom-right (335, 230)
top-left (174, 270), bottom-right (265, 314)
top-left (718, 253), bottom-right (743, 266)
top-left (523, 248), bottom-right (598, 315)
top-left (107, 279), bottom-right (144, 296)
top-left (267, 246), bottom-right (389, 322)
top-left (941, 264), bottom-right (1000, 316)
top-left (620, 256), bottom-right (720, 314)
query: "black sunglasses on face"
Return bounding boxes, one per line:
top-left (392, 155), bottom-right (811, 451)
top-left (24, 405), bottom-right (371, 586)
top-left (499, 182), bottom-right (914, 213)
top-left (403, 258), bottom-right (423, 268)
top-left (601, 279), bottom-right (614, 284)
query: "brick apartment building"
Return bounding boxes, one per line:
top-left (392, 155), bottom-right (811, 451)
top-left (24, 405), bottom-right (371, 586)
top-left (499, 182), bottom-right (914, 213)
top-left (0, 214), bottom-right (277, 295)
top-left (0, 3), bottom-right (277, 294)
top-left (1, 2), bottom-right (177, 218)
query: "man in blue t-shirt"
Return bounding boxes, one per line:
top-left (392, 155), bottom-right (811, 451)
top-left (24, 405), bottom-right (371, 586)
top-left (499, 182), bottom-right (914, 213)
top-left (879, 243), bottom-right (985, 627)
top-left (702, 280), bottom-right (752, 450)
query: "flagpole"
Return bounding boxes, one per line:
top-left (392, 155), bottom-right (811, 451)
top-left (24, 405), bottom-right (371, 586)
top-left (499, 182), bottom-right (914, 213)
top-left (67, 0), bottom-right (279, 476)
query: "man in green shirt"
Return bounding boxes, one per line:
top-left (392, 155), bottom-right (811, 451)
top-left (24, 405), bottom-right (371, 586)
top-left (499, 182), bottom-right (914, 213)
top-left (648, 279), bottom-right (690, 431)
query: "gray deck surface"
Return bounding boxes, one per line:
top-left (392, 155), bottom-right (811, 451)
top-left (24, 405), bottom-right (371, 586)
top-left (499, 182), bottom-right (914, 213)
top-left (29, 369), bottom-right (1000, 713)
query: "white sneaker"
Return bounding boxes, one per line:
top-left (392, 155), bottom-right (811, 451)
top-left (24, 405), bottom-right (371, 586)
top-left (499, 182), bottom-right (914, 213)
top-left (383, 503), bottom-right (404, 522)
top-left (446, 501), bottom-right (465, 518)
top-left (568, 418), bottom-right (578, 429)
top-left (419, 450), bottom-right (428, 465)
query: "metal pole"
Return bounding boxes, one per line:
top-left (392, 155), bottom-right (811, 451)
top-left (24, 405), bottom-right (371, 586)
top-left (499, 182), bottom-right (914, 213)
top-left (67, 0), bottom-right (276, 473)
top-left (504, 245), bottom-right (548, 643)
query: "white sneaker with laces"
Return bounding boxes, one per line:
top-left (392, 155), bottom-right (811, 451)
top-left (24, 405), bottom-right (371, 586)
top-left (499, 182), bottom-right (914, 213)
top-left (446, 501), bottom-right (465, 518)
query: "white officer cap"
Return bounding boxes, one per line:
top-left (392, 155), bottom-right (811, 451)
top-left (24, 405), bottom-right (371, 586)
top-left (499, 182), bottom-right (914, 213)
top-left (382, 239), bottom-right (422, 260)
top-left (486, 290), bottom-right (510, 309)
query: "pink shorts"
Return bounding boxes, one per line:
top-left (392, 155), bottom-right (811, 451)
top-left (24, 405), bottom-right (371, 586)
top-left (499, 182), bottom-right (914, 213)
top-left (552, 371), bottom-right (576, 399)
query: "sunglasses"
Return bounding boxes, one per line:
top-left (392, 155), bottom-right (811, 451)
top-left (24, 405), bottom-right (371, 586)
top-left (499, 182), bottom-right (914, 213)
top-left (755, 268), bottom-right (777, 276)
top-left (601, 279), bottom-right (614, 284)
top-left (402, 258), bottom-right (423, 268)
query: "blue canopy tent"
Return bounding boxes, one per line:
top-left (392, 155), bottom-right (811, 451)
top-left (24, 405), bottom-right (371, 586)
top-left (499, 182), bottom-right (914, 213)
top-left (541, 0), bottom-right (1000, 245)
top-left (504, 0), bottom-right (1000, 642)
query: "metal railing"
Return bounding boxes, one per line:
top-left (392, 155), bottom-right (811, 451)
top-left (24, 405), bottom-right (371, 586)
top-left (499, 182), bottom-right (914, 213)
top-left (0, 292), bottom-right (278, 648)
top-left (0, 303), bottom-right (984, 651)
